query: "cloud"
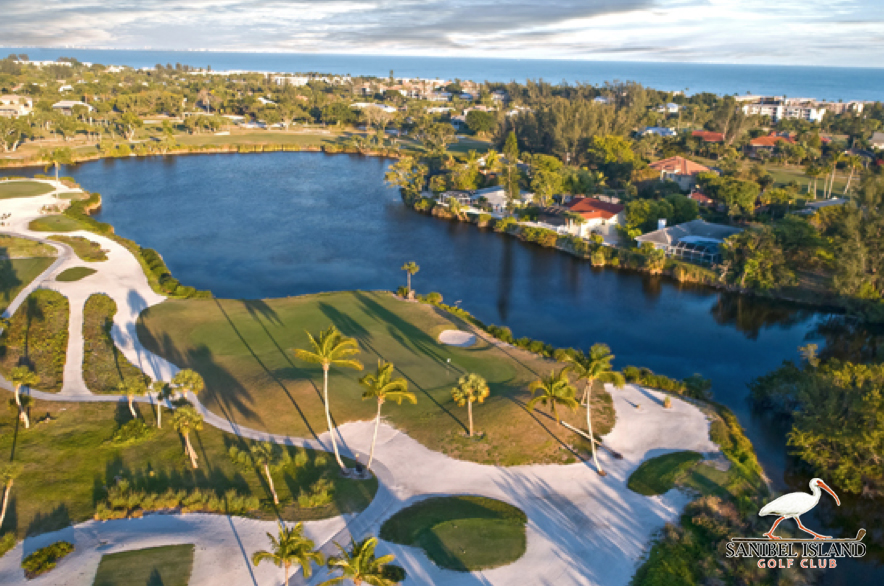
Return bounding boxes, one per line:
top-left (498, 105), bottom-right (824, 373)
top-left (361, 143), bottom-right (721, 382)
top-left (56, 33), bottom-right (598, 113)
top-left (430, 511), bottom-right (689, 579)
top-left (0, 0), bottom-right (882, 66)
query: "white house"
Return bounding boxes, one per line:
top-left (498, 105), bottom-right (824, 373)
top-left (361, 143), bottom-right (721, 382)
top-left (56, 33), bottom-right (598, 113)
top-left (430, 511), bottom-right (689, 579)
top-left (51, 100), bottom-right (94, 115)
top-left (657, 102), bottom-right (680, 114)
top-left (257, 97), bottom-right (276, 105)
top-left (0, 95), bottom-right (33, 118)
top-left (471, 186), bottom-right (509, 213)
top-left (639, 126), bottom-right (677, 138)
top-left (871, 132), bottom-right (884, 150)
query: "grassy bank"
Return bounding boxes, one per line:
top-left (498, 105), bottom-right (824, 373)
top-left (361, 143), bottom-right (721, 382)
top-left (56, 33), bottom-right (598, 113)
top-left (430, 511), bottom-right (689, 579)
top-left (0, 257), bottom-right (55, 315)
top-left (0, 399), bottom-right (377, 538)
top-left (48, 235), bottom-right (107, 262)
top-left (0, 235), bottom-right (56, 259)
top-left (137, 291), bottom-right (615, 466)
top-left (83, 294), bottom-right (150, 393)
top-left (0, 181), bottom-right (54, 199)
top-left (92, 545), bottom-right (195, 586)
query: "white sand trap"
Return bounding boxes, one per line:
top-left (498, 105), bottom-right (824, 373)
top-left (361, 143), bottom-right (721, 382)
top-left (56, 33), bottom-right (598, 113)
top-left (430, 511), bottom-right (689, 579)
top-left (438, 329), bottom-right (477, 347)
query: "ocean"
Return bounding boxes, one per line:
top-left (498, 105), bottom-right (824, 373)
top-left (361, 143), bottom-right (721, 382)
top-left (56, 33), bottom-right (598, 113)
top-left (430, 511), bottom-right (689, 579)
top-left (2, 47), bottom-right (882, 102)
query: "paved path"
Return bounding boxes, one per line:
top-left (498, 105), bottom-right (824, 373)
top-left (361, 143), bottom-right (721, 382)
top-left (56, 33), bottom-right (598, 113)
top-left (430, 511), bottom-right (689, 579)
top-left (0, 182), bottom-right (720, 585)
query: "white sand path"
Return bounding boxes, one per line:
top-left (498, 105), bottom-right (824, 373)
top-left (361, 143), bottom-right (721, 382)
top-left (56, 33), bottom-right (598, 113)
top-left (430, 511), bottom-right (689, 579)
top-left (0, 182), bottom-right (719, 585)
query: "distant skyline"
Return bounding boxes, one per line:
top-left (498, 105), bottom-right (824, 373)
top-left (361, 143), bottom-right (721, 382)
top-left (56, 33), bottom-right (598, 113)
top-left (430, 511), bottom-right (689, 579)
top-left (1, 0), bottom-right (882, 67)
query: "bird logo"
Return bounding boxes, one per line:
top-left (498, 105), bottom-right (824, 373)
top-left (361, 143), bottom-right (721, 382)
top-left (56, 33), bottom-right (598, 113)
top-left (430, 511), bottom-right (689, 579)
top-left (759, 478), bottom-right (840, 540)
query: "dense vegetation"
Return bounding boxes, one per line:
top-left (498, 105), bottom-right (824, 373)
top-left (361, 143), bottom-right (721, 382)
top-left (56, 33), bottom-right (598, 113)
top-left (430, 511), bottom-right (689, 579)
top-left (0, 289), bottom-right (69, 392)
top-left (82, 293), bottom-right (151, 393)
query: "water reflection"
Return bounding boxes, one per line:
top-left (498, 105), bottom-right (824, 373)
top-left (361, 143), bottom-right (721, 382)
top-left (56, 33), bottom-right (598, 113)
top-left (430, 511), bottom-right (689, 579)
top-left (711, 292), bottom-right (815, 340)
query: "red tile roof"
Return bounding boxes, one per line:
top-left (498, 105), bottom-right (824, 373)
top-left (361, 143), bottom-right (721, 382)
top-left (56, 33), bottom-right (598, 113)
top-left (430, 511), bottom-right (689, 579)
top-left (565, 197), bottom-right (624, 220)
top-left (750, 132), bottom-right (796, 147)
top-left (688, 191), bottom-right (713, 205)
top-left (691, 130), bottom-right (724, 143)
top-left (648, 156), bottom-right (711, 176)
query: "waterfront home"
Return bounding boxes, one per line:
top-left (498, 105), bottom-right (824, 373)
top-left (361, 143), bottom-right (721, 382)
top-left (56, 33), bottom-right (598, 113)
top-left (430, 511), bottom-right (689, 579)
top-left (564, 196), bottom-right (625, 239)
top-left (439, 190), bottom-right (474, 207)
top-left (635, 219), bottom-right (742, 264)
top-left (0, 95), bottom-right (33, 117)
top-left (649, 156), bottom-right (712, 191)
top-left (51, 100), bottom-right (94, 115)
top-left (471, 186), bottom-right (509, 213)
top-left (691, 130), bottom-right (724, 143)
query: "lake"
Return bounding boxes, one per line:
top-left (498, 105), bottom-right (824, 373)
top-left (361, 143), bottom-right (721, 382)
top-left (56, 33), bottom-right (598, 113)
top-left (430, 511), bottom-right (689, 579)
top-left (3, 153), bottom-right (879, 583)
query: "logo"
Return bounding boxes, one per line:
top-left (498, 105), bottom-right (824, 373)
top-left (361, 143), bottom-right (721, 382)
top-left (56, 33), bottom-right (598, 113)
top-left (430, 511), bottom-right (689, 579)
top-left (725, 478), bottom-right (867, 570)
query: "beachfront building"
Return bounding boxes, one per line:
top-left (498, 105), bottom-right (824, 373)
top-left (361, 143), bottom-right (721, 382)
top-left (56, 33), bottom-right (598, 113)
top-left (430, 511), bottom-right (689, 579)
top-left (741, 98), bottom-right (826, 123)
top-left (564, 196), bottom-right (625, 239)
top-left (0, 95), bottom-right (33, 117)
top-left (648, 156), bottom-right (712, 191)
top-left (271, 75), bottom-right (310, 86)
top-left (635, 219), bottom-right (743, 264)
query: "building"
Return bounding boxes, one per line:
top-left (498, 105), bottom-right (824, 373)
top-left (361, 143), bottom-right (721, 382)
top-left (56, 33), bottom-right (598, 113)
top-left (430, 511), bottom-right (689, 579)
top-left (256, 97), bottom-right (276, 105)
top-left (815, 101), bottom-right (864, 115)
top-left (871, 132), bottom-right (884, 150)
top-left (648, 156), bottom-right (712, 191)
top-left (687, 190), bottom-right (715, 207)
top-left (51, 100), bottom-right (94, 115)
top-left (691, 130), bottom-right (724, 143)
top-left (0, 95), bottom-right (33, 117)
top-left (471, 186), bottom-right (509, 213)
top-left (657, 102), bottom-right (679, 114)
top-left (271, 75), bottom-right (310, 87)
top-left (593, 96), bottom-right (610, 104)
top-left (635, 219), bottom-right (743, 264)
top-left (639, 126), bottom-right (677, 138)
top-left (748, 132), bottom-right (796, 156)
top-left (438, 190), bottom-right (473, 207)
top-left (741, 99), bottom-right (826, 123)
top-left (565, 196), bottom-right (625, 238)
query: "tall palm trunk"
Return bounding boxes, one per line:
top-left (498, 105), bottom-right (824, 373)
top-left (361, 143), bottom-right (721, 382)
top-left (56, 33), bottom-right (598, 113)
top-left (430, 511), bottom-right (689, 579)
top-left (14, 385), bottom-right (21, 408)
top-left (586, 381), bottom-right (603, 475)
top-left (467, 400), bottom-right (474, 437)
top-left (406, 272), bottom-right (412, 292)
top-left (157, 403), bottom-right (162, 428)
top-left (264, 464), bottom-right (279, 505)
top-left (368, 398), bottom-right (383, 470)
top-left (128, 395), bottom-right (137, 419)
top-left (184, 432), bottom-right (198, 468)
top-left (0, 479), bottom-right (12, 530)
top-left (323, 366), bottom-right (347, 470)
top-left (552, 402), bottom-right (560, 424)
top-left (20, 409), bottom-right (30, 429)
top-left (284, 561), bottom-right (290, 586)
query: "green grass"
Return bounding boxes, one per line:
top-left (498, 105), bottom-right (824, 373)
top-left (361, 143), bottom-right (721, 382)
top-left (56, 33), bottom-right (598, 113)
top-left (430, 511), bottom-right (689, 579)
top-left (48, 235), bottom-right (107, 262)
top-left (0, 289), bottom-right (69, 392)
top-left (28, 215), bottom-right (87, 232)
top-left (627, 451), bottom-right (704, 496)
top-left (0, 257), bottom-right (55, 314)
top-left (0, 399), bottom-right (377, 538)
top-left (0, 181), bottom-right (54, 199)
top-left (0, 235), bottom-right (57, 259)
top-left (83, 294), bottom-right (150, 393)
top-left (56, 267), bottom-right (97, 281)
top-left (137, 291), bottom-right (615, 465)
top-left (380, 496), bottom-right (526, 571)
top-left (92, 545), bottom-right (195, 586)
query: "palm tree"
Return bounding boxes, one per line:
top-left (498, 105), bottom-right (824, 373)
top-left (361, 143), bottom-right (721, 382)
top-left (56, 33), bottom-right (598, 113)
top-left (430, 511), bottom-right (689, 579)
top-left (526, 369), bottom-right (579, 425)
top-left (172, 405), bottom-right (204, 469)
top-left (252, 522), bottom-right (325, 586)
top-left (842, 154), bottom-right (862, 195)
top-left (118, 377), bottom-right (148, 419)
top-left (825, 153), bottom-right (843, 199)
top-left (8, 395), bottom-right (33, 428)
top-left (152, 381), bottom-right (171, 428)
top-left (450, 373), bottom-right (490, 437)
top-left (401, 261), bottom-right (419, 293)
top-left (10, 365), bottom-right (39, 408)
top-left (0, 463), bottom-right (22, 531)
top-left (172, 368), bottom-right (205, 400)
top-left (293, 326), bottom-right (363, 471)
top-left (250, 442), bottom-right (283, 505)
top-left (39, 147), bottom-right (73, 190)
top-left (558, 344), bottom-right (625, 475)
top-left (320, 537), bottom-right (402, 586)
top-left (359, 361), bottom-right (416, 470)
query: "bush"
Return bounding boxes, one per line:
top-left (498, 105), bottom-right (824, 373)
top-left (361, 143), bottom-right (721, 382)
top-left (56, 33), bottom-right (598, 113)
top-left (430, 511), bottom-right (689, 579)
top-left (0, 533), bottom-right (16, 558)
top-left (298, 478), bottom-right (334, 508)
top-left (109, 420), bottom-right (156, 446)
top-left (425, 291), bottom-right (443, 304)
top-left (97, 482), bottom-right (259, 519)
top-left (21, 541), bottom-right (74, 578)
top-left (413, 198), bottom-right (436, 213)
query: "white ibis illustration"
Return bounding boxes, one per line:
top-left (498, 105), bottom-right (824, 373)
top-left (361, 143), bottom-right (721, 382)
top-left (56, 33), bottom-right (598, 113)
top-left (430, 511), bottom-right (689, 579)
top-left (759, 478), bottom-right (840, 540)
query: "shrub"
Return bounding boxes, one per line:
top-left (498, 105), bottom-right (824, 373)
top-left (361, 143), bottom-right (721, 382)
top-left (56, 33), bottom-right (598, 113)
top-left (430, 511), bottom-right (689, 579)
top-left (0, 533), bottom-right (16, 558)
top-left (493, 217), bottom-right (517, 233)
top-left (425, 291), bottom-right (443, 304)
top-left (109, 420), bottom-right (156, 446)
top-left (591, 249), bottom-right (606, 267)
top-left (298, 478), bottom-right (334, 508)
top-left (21, 541), bottom-right (74, 578)
top-left (413, 198), bottom-right (436, 213)
top-left (664, 396), bottom-right (672, 409)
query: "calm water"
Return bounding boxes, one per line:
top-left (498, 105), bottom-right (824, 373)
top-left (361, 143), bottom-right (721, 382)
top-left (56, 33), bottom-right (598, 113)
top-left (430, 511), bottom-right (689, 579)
top-left (4, 47), bottom-right (883, 101)
top-left (3, 153), bottom-right (880, 582)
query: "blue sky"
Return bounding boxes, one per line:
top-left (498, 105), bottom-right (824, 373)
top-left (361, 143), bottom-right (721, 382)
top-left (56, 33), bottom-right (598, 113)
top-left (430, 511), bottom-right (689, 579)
top-left (1, 0), bottom-right (882, 66)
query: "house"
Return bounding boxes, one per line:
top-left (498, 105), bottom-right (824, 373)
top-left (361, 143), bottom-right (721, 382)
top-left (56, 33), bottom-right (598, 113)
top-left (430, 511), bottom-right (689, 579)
top-left (563, 196), bottom-right (625, 238)
top-left (748, 132), bottom-right (796, 156)
top-left (450, 115), bottom-right (467, 130)
top-left (657, 103), bottom-right (679, 114)
top-left (871, 132), bottom-right (884, 150)
top-left (648, 156), bottom-right (712, 191)
top-left (691, 130), bottom-right (724, 143)
top-left (257, 97), bottom-right (276, 105)
top-left (687, 190), bottom-right (714, 207)
top-left (593, 96), bottom-right (610, 104)
top-left (0, 95), bottom-right (33, 117)
top-left (51, 100), bottom-right (94, 115)
top-left (635, 219), bottom-right (743, 264)
top-left (438, 190), bottom-right (473, 207)
top-left (491, 90), bottom-right (507, 103)
top-left (459, 93), bottom-right (474, 101)
top-left (471, 186), bottom-right (509, 213)
top-left (58, 84), bottom-right (74, 92)
top-left (639, 127), bottom-right (677, 138)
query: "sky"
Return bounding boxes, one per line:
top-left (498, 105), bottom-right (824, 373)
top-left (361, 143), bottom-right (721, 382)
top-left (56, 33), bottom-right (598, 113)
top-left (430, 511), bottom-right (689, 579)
top-left (1, 0), bottom-right (882, 66)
